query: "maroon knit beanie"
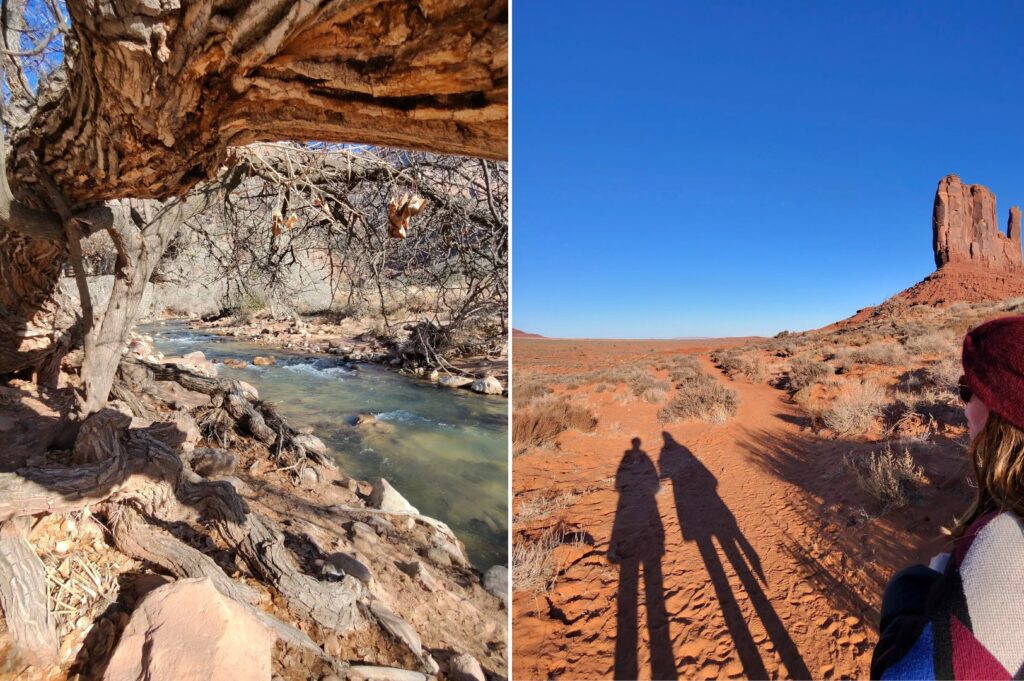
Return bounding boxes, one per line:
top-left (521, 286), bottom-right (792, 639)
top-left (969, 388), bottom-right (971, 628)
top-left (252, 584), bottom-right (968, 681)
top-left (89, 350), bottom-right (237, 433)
top-left (962, 315), bottom-right (1024, 430)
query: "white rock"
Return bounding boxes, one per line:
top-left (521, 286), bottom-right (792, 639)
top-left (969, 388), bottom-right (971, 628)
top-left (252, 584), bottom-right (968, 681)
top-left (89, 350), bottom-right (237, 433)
top-left (470, 376), bottom-right (503, 395)
top-left (369, 478), bottom-right (418, 514)
top-left (448, 653), bottom-right (486, 681)
top-left (237, 380), bottom-right (259, 400)
top-left (483, 565), bottom-right (508, 605)
top-left (293, 433), bottom-right (328, 458)
top-left (438, 375), bottom-right (473, 389)
top-left (347, 666), bottom-right (428, 681)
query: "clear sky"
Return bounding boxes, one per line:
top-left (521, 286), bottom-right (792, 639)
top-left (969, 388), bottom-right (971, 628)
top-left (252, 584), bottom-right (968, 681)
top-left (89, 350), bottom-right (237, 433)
top-left (512, 1), bottom-right (1024, 338)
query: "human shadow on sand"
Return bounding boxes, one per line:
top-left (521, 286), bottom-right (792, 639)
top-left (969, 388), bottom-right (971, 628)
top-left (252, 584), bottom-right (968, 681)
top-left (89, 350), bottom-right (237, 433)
top-left (608, 437), bottom-right (678, 680)
top-left (658, 431), bottom-right (810, 680)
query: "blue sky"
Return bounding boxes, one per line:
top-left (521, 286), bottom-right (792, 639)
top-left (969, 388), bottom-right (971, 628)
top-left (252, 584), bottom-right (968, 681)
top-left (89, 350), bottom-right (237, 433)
top-left (512, 1), bottom-right (1024, 338)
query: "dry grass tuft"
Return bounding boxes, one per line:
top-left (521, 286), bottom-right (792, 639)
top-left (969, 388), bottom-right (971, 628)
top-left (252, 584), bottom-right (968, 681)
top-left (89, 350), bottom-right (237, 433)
top-left (789, 356), bottom-right (833, 391)
top-left (513, 491), bottom-right (582, 524)
top-left (659, 362), bottom-right (739, 425)
top-left (512, 397), bottom-right (597, 454)
top-left (903, 330), bottom-right (956, 357)
top-left (512, 526), bottom-right (588, 594)
top-left (513, 372), bottom-right (553, 405)
top-left (711, 348), bottom-right (767, 382)
top-left (845, 444), bottom-right (924, 511)
top-left (850, 342), bottom-right (908, 367)
top-left (821, 380), bottom-right (885, 437)
top-left (511, 528), bottom-right (564, 593)
top-left (922, 356), bottom-right (960, 393)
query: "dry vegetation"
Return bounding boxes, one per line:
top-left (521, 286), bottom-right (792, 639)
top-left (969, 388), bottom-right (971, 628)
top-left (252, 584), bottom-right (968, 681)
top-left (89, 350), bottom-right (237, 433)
top-left (512, 397), bottom-right (598, 455)
top-left (845, 444), bottom-right (925, 511)
top-left (705, 296), bottom-right (1024, 512)
top-left (659, 355), bottom-right (740, 425)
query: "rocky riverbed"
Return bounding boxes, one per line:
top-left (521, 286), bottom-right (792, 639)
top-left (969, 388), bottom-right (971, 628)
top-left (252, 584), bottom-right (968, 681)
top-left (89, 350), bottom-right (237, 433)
top-left (185, 311), bottom-right (508, 396)
top-left (0, 332), bottom-right (508, 680)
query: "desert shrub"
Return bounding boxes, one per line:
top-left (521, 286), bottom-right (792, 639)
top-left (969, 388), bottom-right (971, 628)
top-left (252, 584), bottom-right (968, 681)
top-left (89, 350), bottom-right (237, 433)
top-left (511, 528), bottom-right (563, 593)
top-left (658, 379), bottom-right (739, 424)
top-left (625, 368), bottom-right (670, 403)
top-left (789, 357), bottom-right (833, 391)
top-left (512, 397), bottom-right (597, 454)
top-left (903, 330), bottom-right (956, 357)
top-left (552, 374), bottom-right (588, 389)
top-left (850, 343), bottom-right (908, 367)
top-left (922, 357), bottom-right (960, 393)
top-left (513, 373), bottom-right (552, 405)
top-left (845, 444), bottom-right (923, 511)
top-left (513, 491), bottom-right (581, 524)
top-left (948, 302), bottom-right (971, 315)
top-left (712, 348), bottom-right (767, 382)
top-left (636, 386), bottom-right (668, 404)
top-left (821, 380), bottom-right (885, 437)
top-left (667, 356), bottom-right (704, 384)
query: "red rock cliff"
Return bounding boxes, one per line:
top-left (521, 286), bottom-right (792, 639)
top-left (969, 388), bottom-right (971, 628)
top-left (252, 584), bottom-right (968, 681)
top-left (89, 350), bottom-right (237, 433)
top-left (933, 174), bottom-right (1023, 272)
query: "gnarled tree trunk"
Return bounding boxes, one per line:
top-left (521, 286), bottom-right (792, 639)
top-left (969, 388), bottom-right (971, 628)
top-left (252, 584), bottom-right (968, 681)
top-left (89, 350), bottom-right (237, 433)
top-left (0, 0), bottom-right (507, 386)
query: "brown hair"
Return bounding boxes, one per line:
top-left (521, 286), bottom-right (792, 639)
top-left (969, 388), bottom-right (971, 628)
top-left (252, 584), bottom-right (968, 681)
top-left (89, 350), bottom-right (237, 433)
top-left (948, 410), bottom-right (1024, 538)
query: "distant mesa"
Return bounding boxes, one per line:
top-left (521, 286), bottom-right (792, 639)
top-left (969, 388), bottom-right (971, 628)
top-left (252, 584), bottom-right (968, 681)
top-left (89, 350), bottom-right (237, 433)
top-left (512, 328), bottom-right (545, 338)
top-left (835, 174), bottom-right (1024, 327)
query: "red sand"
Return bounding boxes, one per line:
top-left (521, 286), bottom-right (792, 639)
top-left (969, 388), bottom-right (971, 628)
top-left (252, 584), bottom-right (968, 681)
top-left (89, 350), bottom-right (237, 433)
top-left (513, 339), bottom-right (970, 680)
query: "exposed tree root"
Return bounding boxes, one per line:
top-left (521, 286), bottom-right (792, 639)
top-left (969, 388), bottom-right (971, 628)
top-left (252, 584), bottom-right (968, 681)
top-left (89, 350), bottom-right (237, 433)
top-left (0, 517), bottom-right (59, 666)
top-left (0, 359), bottom-right (443, 675)
top-left (105, 503), bottom-right (260, 606)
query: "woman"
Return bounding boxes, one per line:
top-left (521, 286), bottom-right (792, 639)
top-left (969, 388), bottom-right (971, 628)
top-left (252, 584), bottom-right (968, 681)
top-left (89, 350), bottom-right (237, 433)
top-left (872, 316), bottom-right (1024, 679)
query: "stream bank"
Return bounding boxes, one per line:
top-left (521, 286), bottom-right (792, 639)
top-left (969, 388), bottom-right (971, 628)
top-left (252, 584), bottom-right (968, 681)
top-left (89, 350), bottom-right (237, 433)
top-left (143, 321), bottom-right (508, 571)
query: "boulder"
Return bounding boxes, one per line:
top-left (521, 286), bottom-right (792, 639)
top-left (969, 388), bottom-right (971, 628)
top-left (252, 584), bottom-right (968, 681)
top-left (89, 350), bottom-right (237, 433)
top-left (438, 375), bottom-right (473, 389)
top-left (934, 174), bottom-right (1023, 272)
top-left (293, 433), bottom-right (328, 458)
top-left (102, 577), bottom-right (274, 681)
top-left (369, 478), bottom-right (418, 514)
top-left (252, 355), bottom-right (276, 366)
top-left (325, 551), bottom-right (373, 584)
top-left (347, 667), bottom-right (428, 681)
top-left (448, 653), bottom-right (486, 681)
top-left (223, 358), bottom-right (247, 369)
top-left (470, 375), bottom-right (503, 395)
top-left (237, 380), bottom-right (259, 400)
top-left (190, 447), bottom-right (238, 477)
top-left (395, 560), bottom-right (439, 592)
top-left (483, 565), bottom-right (508, 605)
top-left (368, 600), bottom-right (425, 668)
top-left (299, 466), bottom-right (319, 488)
top-left (164, 356), bottom-right (218, 378)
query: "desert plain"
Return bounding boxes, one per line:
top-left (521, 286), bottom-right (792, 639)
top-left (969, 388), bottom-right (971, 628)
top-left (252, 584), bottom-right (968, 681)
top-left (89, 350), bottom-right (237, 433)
top-left (511, 174), bottom-right (1024, 679)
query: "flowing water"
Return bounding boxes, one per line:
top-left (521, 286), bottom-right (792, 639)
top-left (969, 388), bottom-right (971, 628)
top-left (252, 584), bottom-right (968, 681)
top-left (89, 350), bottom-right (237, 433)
top-left (141, 321), bottom-right (508, 570)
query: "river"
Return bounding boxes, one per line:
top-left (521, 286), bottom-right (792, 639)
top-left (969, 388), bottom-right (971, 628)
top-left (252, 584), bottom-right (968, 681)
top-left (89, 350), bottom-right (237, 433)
top-left (141, 321), bottom-right (508, 570)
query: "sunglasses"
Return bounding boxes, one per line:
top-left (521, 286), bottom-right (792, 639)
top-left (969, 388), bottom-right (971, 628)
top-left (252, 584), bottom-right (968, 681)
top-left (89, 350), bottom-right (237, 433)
top-left (958, 376), bottom-right (972, 404)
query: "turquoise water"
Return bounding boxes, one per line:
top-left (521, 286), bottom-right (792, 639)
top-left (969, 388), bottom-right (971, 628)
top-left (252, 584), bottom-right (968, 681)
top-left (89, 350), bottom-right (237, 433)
top-left (142, 322), bottom-right (508, 570)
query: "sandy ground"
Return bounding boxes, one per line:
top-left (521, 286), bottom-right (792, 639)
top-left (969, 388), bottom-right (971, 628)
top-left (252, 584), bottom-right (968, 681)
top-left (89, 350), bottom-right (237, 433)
top-left (512, 339), bottom-right (971, 680)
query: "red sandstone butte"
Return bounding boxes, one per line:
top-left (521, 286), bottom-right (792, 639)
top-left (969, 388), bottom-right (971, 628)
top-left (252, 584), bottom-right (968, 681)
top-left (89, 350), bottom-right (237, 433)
top-left (933, 174), bottom-right (1023, 272)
